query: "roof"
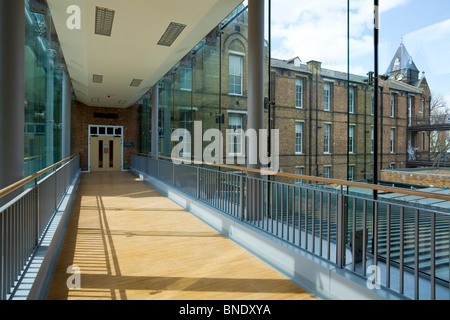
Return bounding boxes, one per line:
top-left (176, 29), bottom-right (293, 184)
top-left (386, 42), bottom-right (420, 75)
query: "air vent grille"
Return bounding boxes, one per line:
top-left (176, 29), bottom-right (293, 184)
top-left (95, 6), bottom-right (115, 37)
top-left (157, 22), bottom-right (186, 47)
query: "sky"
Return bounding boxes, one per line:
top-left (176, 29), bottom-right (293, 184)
top-left (261, 0), bottom-right (450, 105)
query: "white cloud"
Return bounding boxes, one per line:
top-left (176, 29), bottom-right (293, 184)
top-left (269, 0), bottom-right (412, 75)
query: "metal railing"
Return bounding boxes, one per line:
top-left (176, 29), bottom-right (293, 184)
top-left (410, 114), bottom-right (450, 129)
top-left (0, 155), bottom-right (80, 300)
top-left (132, 153), bottom-right (450, 300)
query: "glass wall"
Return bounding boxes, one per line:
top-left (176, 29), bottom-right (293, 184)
top-left (24, 0), bottom-right (66, 177)
top-left (138, 0), bottom-right (449, 185)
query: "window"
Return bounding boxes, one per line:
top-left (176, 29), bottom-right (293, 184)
top-left (179, 65), bottom-right (192, 91)
top-left (228, 113), bottom-right (243, 154)
top-left (349, 126), bottom-right (355, 153)
top-left (371, 92), bottom-right (374, 116)
top-left (295, 122), bottom-right (303, 154)
top-left (180, 111), bottom-right (191, 156)
top-left (324, 166), bottom-right (331, 179)
top-left (389, 163), bottom-right (395, 170)
top-left (390, 128), bottom-right (395, 153)
top-left (349, 87), bottom-right (355, 114)
top-left (390, 94), bottom-right (395, 117)
top-left (295, 168), bottom-right (304, 185)
top-left (324, 83), bottom-right (331, 111)
top-left (348, 165), bottom-right (354, 181)
top-left (408, 96), bottom-right (413, 126)
top-left (371, 127), bottom-right (374, 153)
top-left (324, 124), bottom-right (331, 154)
top-left (229, 54), bottom-right (243, 95)
top-left (295, 78), bottom-right (304, 108)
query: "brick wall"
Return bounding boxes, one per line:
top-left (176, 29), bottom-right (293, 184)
top-left (71, 101), bottom-right (140, 171)
top-left (381, 169), bottom-right (450, 188)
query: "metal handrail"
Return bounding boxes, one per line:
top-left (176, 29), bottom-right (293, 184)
top-left (0, 154), bottom-right (78, 199)
top-left (136, 153), bottom-right (450, 202)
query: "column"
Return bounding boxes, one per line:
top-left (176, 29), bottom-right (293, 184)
top-left (247, 0), bottom-right (265, 173)
top-left (0, 0), bottom-right (25, 205)
top-left (151, 83), bottom-right (159, 156)
top-left (247, 0), bottom-right (265, 221)
top-left (62, 70), bottom-right (72, 158)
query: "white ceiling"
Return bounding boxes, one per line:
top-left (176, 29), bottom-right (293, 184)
top-left (47, 0), bottom-right (242, 108)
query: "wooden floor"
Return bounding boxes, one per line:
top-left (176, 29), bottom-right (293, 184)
top-left (47, 172), bottom-right (317, 300)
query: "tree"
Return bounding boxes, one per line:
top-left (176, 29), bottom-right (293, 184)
top-left (429, 93), bottom-right (449, 166)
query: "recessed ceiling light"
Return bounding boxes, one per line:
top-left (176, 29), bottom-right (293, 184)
top-left (92, 98), bottom-right (100, 102)
top-left (130, 79), bottom-right (143, 87)
top-left (95, 6), bottom-right (115, 37)
top-left (157, 22), bottom-right (186, 47)
top-left (93, 74), bottom-right (103, 83)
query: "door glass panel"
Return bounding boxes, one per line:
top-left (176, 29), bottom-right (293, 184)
top-left (109, 140), bottom-right (114, 167)
top-left (98, 140), bottom-right (103, 168)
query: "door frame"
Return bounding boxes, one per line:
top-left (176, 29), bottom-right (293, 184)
top-left (88, 125), bottom-right (124, 172)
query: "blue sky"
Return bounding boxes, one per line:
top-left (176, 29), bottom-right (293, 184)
top-left (265, 0), bottom-right (450, 104)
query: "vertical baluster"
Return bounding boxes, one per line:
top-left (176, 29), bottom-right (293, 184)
top-left (414, 209), bottom-right (419, 300)
top-left (275, 183), bottom-right (278, 236)
top-left (362, 200), bottom-right (367, 277)
top-left (431, 212), bottom-right (436, 300)
top-left (400, 206), bottom-right (405, 296)
top-left (305, 189), bottom-right (309, 251)
top-left (386, 205), bottom-right (391, 289)
top-left (351, 197), bottom-right (356, 271)
top-left (286, 185), bottom-right (290, 241)
top-left (281, 184), bottom-right (284, 239)
top-left (312, 190), bottom-right (316, 254)
top-left (319, 192), bottom-right (323, 257)
top-left (292, 185), bottom-right (295, 244)
top-left (298, 187), bottom-right (302, 248)
top-left (327, 192), bottom-right (331, 261)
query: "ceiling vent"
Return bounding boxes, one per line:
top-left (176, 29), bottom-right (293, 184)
top-left (92, 74), bottom-right (103, 83)
top-left (95, 6), bottom-right (115, 37)
top-left (130, 79), bottom-right (143, 87)
top-left (157, 22), bottom-right (186, 47)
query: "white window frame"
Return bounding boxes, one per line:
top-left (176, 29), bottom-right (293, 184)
top-left (295, 78), bottom-right (304, 109)
top-left (228, 113), bottom-right (244, 155)
top-left (349, 125), bottom-right (355, 154)
top-left (295, 121), bottom-right (303, 154)
top-left (390, 94), bottom-right (395, 117)
top-left (323, 166), bottom-right (331, 179)
top-left (348, 165), bottom-right (355, 181)
top-left (229, 52), bottom-right (244, 96)
top-left (349, 86), bottom-right (355, 114)
top-left (371, 127), bottom-right (374, 154)
top-left (390, 128), bottom-right (395, 154)
top-left (324, 123), bottom-right (331, 154)
top-left (179, 66), bottom-right (192, 91)
top-left (295, 167), bottom-right (304, 186)
top-left (324, 83), bottom-right (331, 111)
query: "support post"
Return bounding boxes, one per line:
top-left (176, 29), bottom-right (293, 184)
top-left (0, 0), bottom-right (25, 206)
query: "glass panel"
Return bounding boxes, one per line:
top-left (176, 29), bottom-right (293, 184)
top-left (98, 140), bottom-right (103, 168)
top-left (24, 2), bottom-right (64, 178)
top-left (107, 127), bottom-right (114, 135)
top-left (109, 140), bottom-right (114, 167)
